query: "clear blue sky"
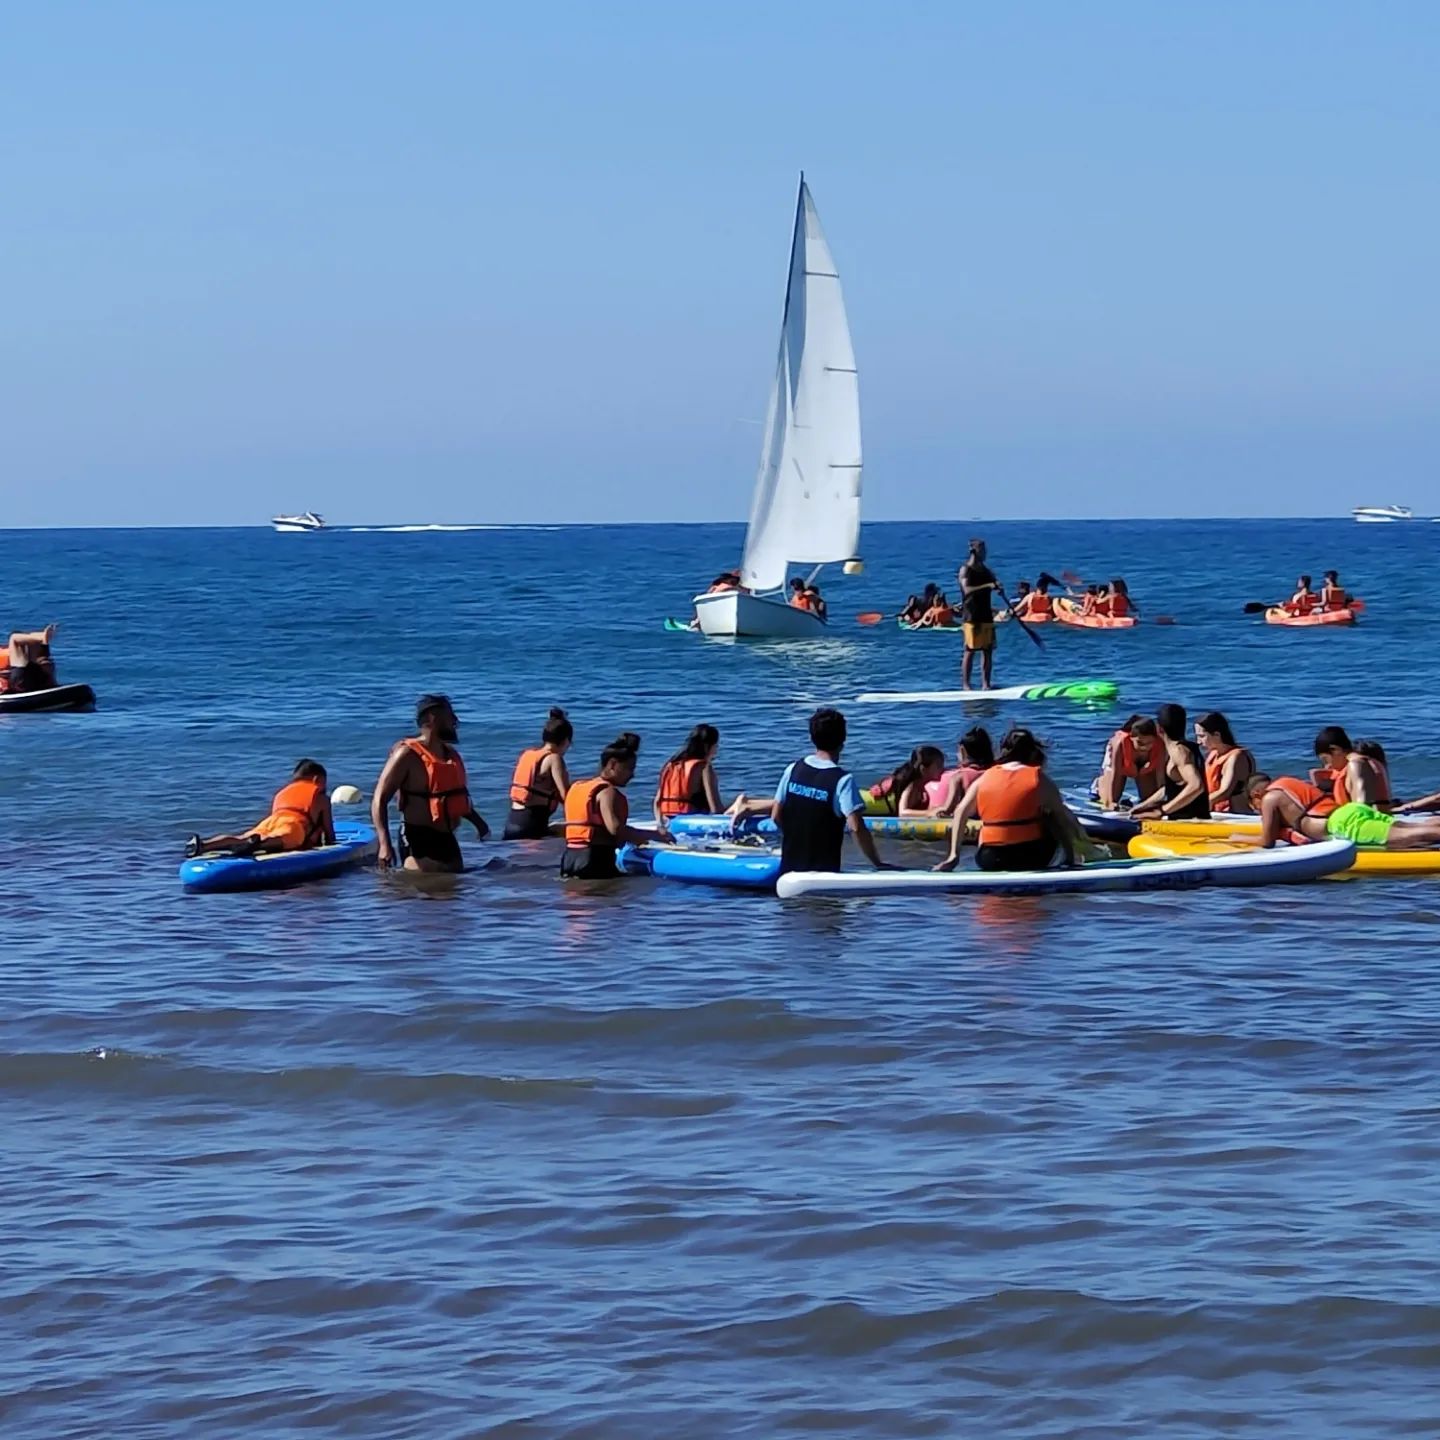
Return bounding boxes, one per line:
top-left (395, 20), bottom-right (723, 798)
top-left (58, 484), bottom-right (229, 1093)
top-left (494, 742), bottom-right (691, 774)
top-left (5, 1), bottom-right (1439, 526)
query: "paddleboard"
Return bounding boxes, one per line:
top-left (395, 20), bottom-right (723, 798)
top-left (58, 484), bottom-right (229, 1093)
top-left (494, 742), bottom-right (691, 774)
top-left (668, 810), bottom-right (1136, 846)
top-left (0, 683), bottom-right (96, 715)
top-left (1129, 832), bottom-right (1440, 876)
top-left (897, 619), bottom-right (963, 633)
top-left (855, 680), bottom-right (1118, 704)
top-left (619, 843), bottom-right (780, 889)
top-left (775, 837), bottom-right (1354, 898)
top-left (180, 821), bottom-right (378, 893)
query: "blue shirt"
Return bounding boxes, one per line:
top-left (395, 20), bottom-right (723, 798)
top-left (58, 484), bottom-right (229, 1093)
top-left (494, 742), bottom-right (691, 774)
top-left (775, 756), bottom-right (862, 819)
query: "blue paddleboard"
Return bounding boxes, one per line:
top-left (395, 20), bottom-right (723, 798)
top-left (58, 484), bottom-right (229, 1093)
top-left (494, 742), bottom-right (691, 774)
top-left (619, 844), bottom-right (780, 890)
top-left (180, 821), bottom-right (378, 893)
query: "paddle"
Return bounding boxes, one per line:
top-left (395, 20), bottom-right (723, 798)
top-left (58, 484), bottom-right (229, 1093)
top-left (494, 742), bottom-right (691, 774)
top-left (857, 612), bottom-right (885, 626)
top-left (996, 587), bottom-right (1044, 650)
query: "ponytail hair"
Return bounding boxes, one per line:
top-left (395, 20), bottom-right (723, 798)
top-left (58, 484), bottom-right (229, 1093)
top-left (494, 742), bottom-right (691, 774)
top-left (958, 726), bottom-right (994, 769)
top-left (997, 727), bottom-right (1046, 767)
top-left (602, 734), bottom-right (640, 768)
top-left (1355, 738), bottom-right (1388, 766)
top-left (668, 723), bottom-right (719, 768)
top-left (881, 745), bottom-right (944, 812)
top-left (1196, 711), bottom-right (1235, 746)
top-left (542, 707), bottom-right (573, 746)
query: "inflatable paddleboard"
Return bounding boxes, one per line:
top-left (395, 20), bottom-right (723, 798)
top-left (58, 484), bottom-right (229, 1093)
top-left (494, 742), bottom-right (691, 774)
top-left (1264, 607), bottom-right (1355, 628)
top-left (856, 680), bottom-right (1118, 704)
top-left (180, 821), bottom-right (378, 893)
top-left (1053, 598), bottom-right (1138, 630)
top-left (619, 843), bottom-right (780, 889)
top-left (1129, 832), bottom-right (1440, 876)
top-left (775, 837), bottom-right (1354, 899)
top-left (667, 812), bottom-right (962, 842)
top-left (0, 683), bottom-right (96, 714)
top-left (897, 619), bottom-right (963, 633)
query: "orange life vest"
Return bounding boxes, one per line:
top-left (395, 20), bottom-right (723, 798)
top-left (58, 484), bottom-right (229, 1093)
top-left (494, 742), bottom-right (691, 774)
top-left (656, 758), bottom-right (706, 819)
top-left (1270, 776), bottom-right (1334, 844)
top-left (1321, 584), bottom-right (1345, 608)
top-left (400, 738), bottom-right (470, 830)
top-left (1331, 755), bottom-right (1391, 808)
top-left (929, 603), bottom-right (955, 626)
top-left (1106, 594), bottom-right (1131, 618)
top-left (564, 777), bottom-right (628, 849)
top-left (790, 592), bottom-right (814, 612)
top-left (1289, 591), bottom-right (1318, 615)
top-left (249, 778), bottom-right (327, 849)
top-left (1019, 592), bottom-right (1053, 619)
top-left (975, 765), bottom-right (1046, 846)
top-left (1204, 745), bottom-right (1255, 812)
top-left (509, 747), bottom-right (559, 813)
top-left (1110, 730), bottom-right (1165, 781)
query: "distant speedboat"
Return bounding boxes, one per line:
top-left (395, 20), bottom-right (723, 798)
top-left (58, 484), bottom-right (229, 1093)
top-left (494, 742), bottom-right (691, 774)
top-left (1352, 505), bottom-right (1413, 523)
top-left (272, 512), bottom-right (326, 533)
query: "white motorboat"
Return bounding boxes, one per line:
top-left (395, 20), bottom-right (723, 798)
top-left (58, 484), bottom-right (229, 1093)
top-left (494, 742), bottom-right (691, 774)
top-left (1351, 505), bottom-right (1413, 523)
top-left (271, 511), bottom-right (327, 533)
top-left (692, 177), bottom-right (863, 639)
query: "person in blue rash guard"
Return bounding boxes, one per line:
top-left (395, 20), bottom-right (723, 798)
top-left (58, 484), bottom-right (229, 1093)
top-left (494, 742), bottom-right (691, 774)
top-left (772, 707), bottom-right (888, 875)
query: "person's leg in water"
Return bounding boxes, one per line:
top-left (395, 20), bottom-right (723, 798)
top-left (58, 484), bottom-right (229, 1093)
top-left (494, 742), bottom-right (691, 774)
top-left (185, 832), bottom-right (286, 859)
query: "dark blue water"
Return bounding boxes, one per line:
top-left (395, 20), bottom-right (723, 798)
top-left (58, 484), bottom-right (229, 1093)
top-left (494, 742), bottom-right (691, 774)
top-left (5, 519), bottom-right (1440, 1437)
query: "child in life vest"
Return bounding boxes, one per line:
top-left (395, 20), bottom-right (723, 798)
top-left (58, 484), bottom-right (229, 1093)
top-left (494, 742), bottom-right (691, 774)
top-left (186, 759), bottom-right (335, 858)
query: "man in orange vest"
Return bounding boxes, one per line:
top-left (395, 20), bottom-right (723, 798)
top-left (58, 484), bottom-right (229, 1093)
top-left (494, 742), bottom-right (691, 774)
top-left (372, 694), bottom-right (490, 872)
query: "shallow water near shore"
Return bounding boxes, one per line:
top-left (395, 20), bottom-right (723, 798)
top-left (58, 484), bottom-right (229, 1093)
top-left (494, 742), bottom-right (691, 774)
top-left (4, 518), bottom-right (1439, 1437)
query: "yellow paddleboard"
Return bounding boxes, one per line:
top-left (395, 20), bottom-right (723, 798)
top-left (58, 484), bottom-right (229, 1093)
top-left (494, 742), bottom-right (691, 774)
top-left (1140, 816), bottom-right (1263, 839)
top-left (1128, 832), bottom-right (1440, 876)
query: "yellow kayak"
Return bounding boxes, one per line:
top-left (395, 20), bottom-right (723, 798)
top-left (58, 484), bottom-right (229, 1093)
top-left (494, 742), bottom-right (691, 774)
top-left (1128, 831), bottom-right (1440, 876)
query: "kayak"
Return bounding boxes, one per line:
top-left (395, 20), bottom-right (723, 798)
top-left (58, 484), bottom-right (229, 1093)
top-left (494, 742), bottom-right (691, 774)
top-left (180, 821), bottom-right (378, 893)
top-left (1264, 607), bottom-right (1355, 627)
top-left (618, 843), bottom-right (779, 890)
top-left (898, 619), bottom-right (963, 633)
top-left (1129, 831), bottom-right (1440, 876)
top-left (996, 611), bottom-right (1052, 624)
top-left (1053, 598), bottom-right (1138, 630)
top-left (775, 837), bottom-right (1355, 898)
top-left (856, 679), bottom-right (1118, 704)
top-left (663, 617), bottom-right (697, 632)
top-left (0, 683), bottom-right (96, 714)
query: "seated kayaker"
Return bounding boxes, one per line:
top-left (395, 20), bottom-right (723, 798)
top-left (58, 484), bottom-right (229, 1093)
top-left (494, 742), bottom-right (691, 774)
top-left (929, 726), bottom-right (996, 817)
top-left (1129, 704), bottom-right (1210, 821)
top-left (869, 745), bottom-right (946, 816)
top-left (2, 622), bottom-right (59, 694)
top-left (1078, 585), bottom-right (1102, 617)
top-left (917, 591), bottom-right (956, 627)
top-left (1314, 726), bottom-right (1393, 811)
top-left (934, 727), bottom-right (1096, 872)
top-left (898, 583), bottom-right (939, 625)
top-left (1017, 577), bottom-right (1056, 621)
top-left (1250, 772), bottom-right (1440, 850)
top-left (563, 735), bottom-right (663, 879)
top-left (503, 707), bottom-right (573, 840)
top-left (1284, 574), bottom-right (1318, 616)
top-left (186, 759), bottom-right (334, 858)
top-left (1094, 715), bottom-right (1166, 809)
top-left (1319, 570), bottom-right (1348, 611)
top-left (1194, 711), bottom-right (1256, 814)
top-left (1094, 579), bottom-right (1133, 619)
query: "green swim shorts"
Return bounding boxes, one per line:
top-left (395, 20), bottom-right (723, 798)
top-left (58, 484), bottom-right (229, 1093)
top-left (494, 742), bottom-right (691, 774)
top-left (1326, 801), bottom-right (1394, 848)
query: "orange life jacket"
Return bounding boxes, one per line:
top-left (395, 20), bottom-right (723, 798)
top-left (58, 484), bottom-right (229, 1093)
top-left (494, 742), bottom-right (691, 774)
top-left (1321, 584), bottom-right (1345, 608)
top-left (656, 758), bottom-right (706, 819)
top-left (509, 747), bottom-right (559, 813)
top-left (400, 738), bottom-right (470, 830)
top-left (268, 778), bottom-right (327, 846)
top-left (1106, 594), bottom-right (1131, 618)
top-left (790, 592), bottom-right (814, 611)
top-left (1289, 591), bottom-right (1318, 615)
top-left (1019, 592), bottom-right (1053, 619)
top-left (1331, 755), bottom-right (1391, 808)
top-left (1204, 745), bottom-right (1255, 813)
top-left (975, 765), bottom-right (1046, 846)
top-left (1270, 776), bottom-right (1334, 844)
top-left (564, 777), bottom-right (628, 848)
top-left (1110, 730), bottom-right (1165, 781)
top-left (929, 604), bottom-right (955, 626)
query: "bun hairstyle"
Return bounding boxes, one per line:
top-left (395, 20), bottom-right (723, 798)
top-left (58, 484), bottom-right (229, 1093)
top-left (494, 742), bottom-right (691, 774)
top-left (997, 727), bottom-right (1046, 767)
top-left (601, 734), bottom-right (640, 768)
top-left (542, 707), bottom-right (574, 745)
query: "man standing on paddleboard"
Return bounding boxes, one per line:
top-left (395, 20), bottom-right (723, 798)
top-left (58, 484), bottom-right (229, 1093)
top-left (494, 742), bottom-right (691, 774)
top-left (959, 539), bottom-right (1000, 691)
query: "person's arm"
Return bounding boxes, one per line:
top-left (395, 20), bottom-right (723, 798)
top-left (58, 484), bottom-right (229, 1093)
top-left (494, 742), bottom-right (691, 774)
top-left (1346, 755), bottom-right (1375, 807)
top-left (1157, 747), bottom-right (1203, 818)
top-left (933, 770), bottom-right (965, 818)
top-left (319, 795), bottom-right (336, 847)
top-left (896, 780), bottom-right (930, 818)
top-left (467, 804), bottom-right (490, 840)
top-left (370, 745), bottom-right (412, 869)
top-left (1259, 789), bottom-right (1289, 848)
top-left (847, 811), bottom-right (886, 868)
top-left (546, 753), bottom-right (571, 803)
top-left (1397, 789), bottom-right (1440, 814)
top-left (1036, 773), bottom-right (1095, 866)
top-left (651, 779), bottom-right (665, 827)
top-left (701, 762), bottom-right (723, 814)
top-left (599, 785), bottom-right (664, 846)
top-left (935, 780), bottom-right (981, 870)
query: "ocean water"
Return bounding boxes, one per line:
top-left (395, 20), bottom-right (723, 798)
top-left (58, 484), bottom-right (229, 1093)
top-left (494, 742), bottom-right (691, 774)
top-left (4, 518), bottom-right (1439, 1438)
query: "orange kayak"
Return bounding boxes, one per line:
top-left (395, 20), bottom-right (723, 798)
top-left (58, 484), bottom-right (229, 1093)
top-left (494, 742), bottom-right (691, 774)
top-left (1054, 597), bottom-right (1138, 630)
top-left (1264, 606), bottom-right (1356, 627)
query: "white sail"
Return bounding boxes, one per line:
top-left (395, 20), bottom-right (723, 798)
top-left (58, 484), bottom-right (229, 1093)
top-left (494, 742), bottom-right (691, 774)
top-left (739, 179), bottom-right (862, 593)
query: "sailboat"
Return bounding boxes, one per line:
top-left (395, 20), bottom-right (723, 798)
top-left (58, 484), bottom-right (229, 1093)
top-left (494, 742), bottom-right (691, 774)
top-left (692, 177), bottom-right (863, 638)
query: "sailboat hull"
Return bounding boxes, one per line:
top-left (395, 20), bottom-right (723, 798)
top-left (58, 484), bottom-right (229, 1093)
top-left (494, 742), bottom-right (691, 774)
top-left (692, 590), bottom-right (829, 638)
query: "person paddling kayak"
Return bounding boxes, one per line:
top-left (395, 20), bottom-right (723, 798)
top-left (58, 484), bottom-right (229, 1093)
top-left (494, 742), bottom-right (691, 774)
top-left (1284, 575), bottom-right (1318, 616)
top-left (1319, 570), bottom-right (1347, 611)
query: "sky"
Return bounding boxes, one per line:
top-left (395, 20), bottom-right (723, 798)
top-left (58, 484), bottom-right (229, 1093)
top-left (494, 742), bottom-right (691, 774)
top-left (3, 1), bottom-right (1439, 526)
